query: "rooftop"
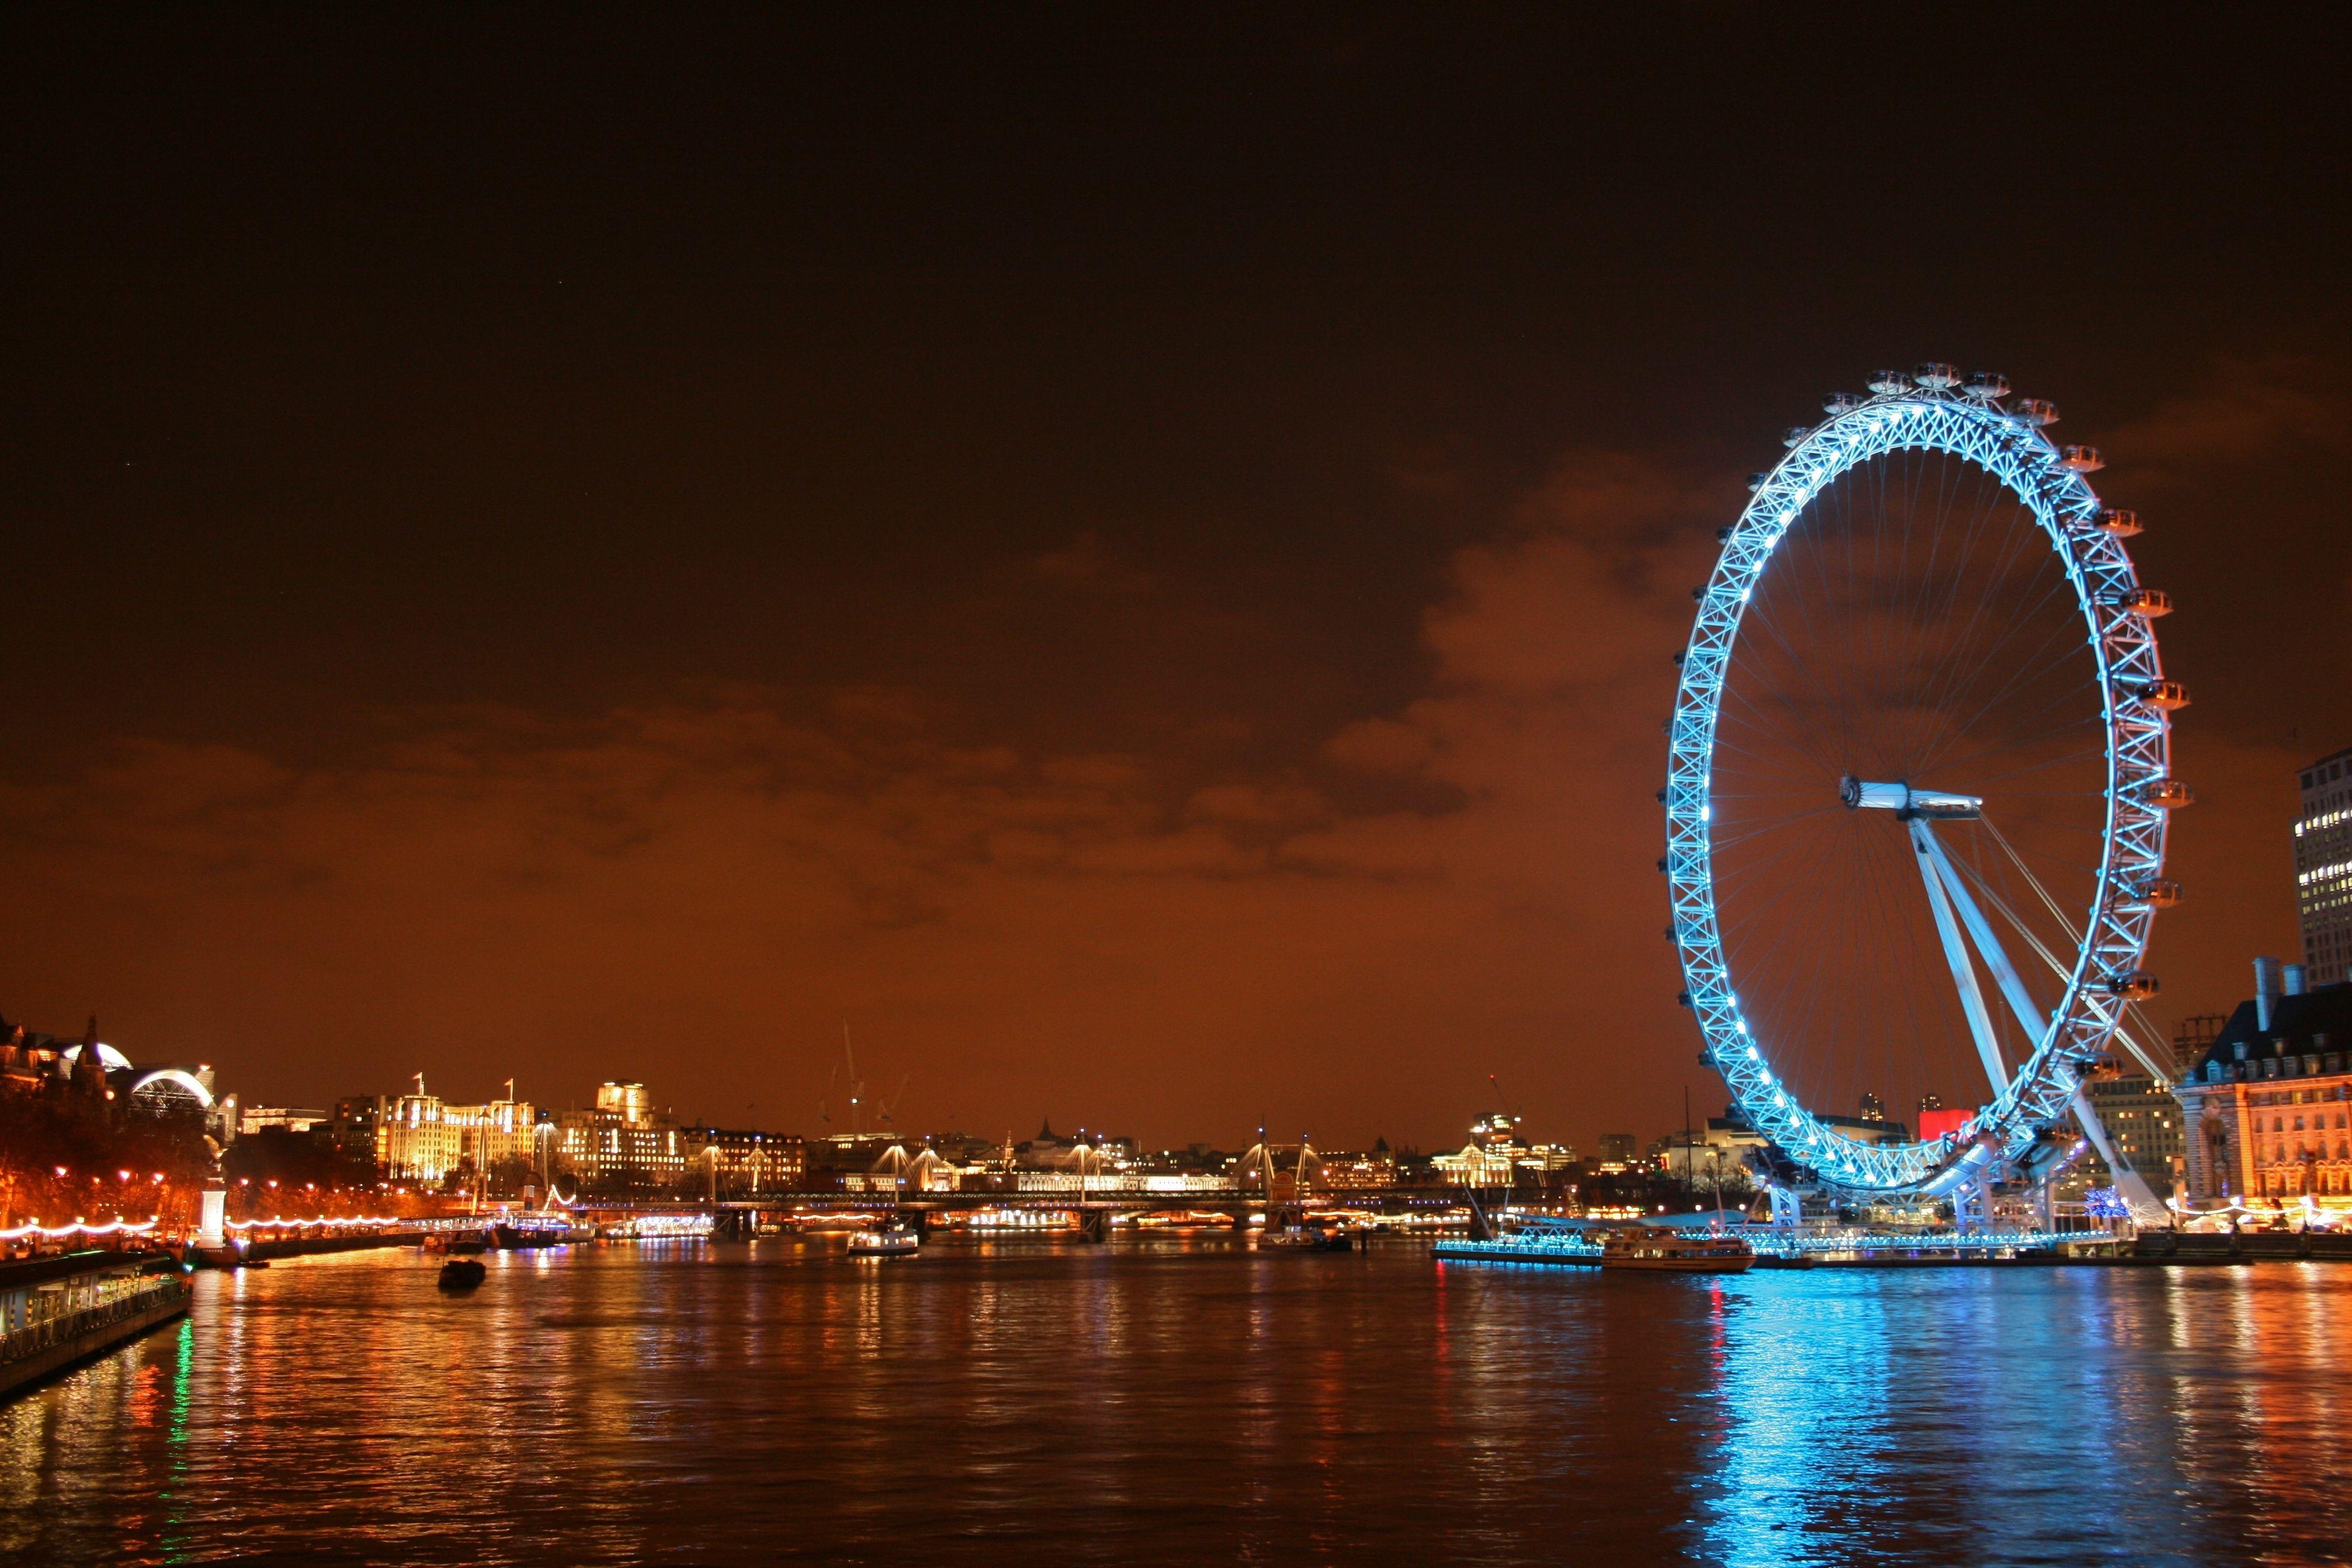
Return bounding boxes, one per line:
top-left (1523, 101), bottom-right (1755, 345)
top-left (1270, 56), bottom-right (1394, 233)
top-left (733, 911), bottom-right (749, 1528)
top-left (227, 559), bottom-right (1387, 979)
top-left (2187, 979), bottom-right (2352, 1077)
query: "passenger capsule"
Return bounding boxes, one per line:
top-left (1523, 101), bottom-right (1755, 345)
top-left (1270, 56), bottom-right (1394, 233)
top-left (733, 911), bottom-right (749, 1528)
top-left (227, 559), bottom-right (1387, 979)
top-left (2126, 878), bottom-right (2182, 909)
top-left (2096, 508), bottom-right (2143, 536)
top-left (1823, 392), bottom-right (1863, 415)
top-left (1783, 426), bottom-right (1811, 448)
top-left (2140, 778), bottom-right (2194, 809)
top-left (1746, 471), bottom-right (1768, 492)
top-left (2136, 680), bottom-right (2190, 710)
top-left (2106, 587), bottom-right (2172, 616)
top-left (1868, 369), bottom-right (1912, 394)
top-left (1913, 362), bottom-right (1962, 388)
top-left (2102, 972), bottom-right (2161, 1001)
top-left (2011, 397), bottom-right (2059, 426)
top-left (2060, 444), bottom-right (2105, 472)
top-left (1964, 371), bottom-right (2011, 399)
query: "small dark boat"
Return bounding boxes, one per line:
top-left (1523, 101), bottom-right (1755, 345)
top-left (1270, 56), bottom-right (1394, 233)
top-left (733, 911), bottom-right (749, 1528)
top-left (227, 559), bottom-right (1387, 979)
top-left (438, 1258), bottom-right (488, 1290)
top-left (1259, 1222), bottom-right (1354, 1252)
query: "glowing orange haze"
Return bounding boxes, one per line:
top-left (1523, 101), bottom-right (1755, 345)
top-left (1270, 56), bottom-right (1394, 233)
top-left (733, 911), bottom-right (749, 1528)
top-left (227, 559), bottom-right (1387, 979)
top-left (0, 398), bottom-right (2324, 1149)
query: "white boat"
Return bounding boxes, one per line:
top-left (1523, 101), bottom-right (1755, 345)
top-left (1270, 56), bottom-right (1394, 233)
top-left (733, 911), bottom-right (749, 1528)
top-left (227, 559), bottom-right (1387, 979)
top-left (1599, 1226), bottom-right (1753, 1273)
top-left (847, 1225), bottom-right (920, 1257)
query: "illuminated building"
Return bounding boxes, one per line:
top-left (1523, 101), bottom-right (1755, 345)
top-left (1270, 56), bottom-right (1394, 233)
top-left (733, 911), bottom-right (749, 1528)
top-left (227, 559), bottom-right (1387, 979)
top-left (1653, 1116), bottom-right (1766, 1189)
top-left (2175, 959), bottom-right (2352, 1207)
top-left (1596, 1132), bottom-right (1637, 1172)
top-left (594, 1080), bottom-right (652, 1124)
top-left (377, 1079), bottom-right (543, 1184)
top-left (1315, 1143), bottom-right (1398, 1191)
top-left (1432, 1112), bottom-right (1575, 1187)
top-left (238, 1105), bottom-right (327, 1137)
top-left (330, 1095), bottom-right (388, 1166)
top-left (2295, 745), bottom-right (2352, 985)
top-left (2083, 1059), bottom-right (2186, 1197)
top-left (681, 1128), bottom-right (806, 1195)
top-left (1858, 1092), bottom-right (1885, 1124)
top-left (555, 1081), bottom-right (686, 1192)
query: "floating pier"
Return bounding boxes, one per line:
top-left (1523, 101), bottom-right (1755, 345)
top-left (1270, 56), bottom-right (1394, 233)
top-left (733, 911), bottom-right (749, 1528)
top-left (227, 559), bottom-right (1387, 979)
top-left (1, 1251), bottom-right (192, 1402)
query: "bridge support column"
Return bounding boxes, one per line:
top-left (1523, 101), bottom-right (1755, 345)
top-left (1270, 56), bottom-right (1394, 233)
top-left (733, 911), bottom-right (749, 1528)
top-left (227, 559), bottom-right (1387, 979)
top-left (1953, 1166), bottom-right (1993, 1232)
top-left (1766, 1184), bottom-right (1800, 1229)
top-left (197, 1181), bottom-right (226, 1250)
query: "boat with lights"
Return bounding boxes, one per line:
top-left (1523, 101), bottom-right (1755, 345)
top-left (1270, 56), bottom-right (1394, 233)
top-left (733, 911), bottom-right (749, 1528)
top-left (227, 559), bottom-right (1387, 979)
top-left (1598, 1226), bottom-right (1754, 1273)
top-left (847, 1225), bottom-right (919, 1257)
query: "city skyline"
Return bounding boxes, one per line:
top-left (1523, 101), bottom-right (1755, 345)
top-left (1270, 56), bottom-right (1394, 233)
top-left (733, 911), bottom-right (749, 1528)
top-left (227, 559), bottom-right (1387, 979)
top-left (2, 11), bottom-right (2346, 1150)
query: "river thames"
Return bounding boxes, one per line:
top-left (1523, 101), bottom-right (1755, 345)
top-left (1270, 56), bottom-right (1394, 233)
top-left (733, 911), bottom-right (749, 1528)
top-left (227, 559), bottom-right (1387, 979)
top-left (3, 1238), bottom-right (2347, 1566)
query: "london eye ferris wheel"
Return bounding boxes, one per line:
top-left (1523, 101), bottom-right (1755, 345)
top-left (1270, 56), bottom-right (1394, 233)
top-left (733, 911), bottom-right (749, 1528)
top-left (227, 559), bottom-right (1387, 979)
top-left (1665, 365), bottom-right (2186, 1201)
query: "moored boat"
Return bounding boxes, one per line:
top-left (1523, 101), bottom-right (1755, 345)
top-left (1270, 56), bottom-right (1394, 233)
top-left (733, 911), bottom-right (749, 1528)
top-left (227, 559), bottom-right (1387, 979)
top-left (1599, 1226), bottom-right (1754, 1273)
top-left (847, 1226), bottom-right (920, 1258)
top-left (1257, 1221), bottom-right (1353, 1252)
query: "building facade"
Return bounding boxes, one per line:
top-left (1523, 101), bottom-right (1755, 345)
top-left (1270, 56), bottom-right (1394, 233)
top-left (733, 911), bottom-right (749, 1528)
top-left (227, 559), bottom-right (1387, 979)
top-left (681, 1128), bottom-right (808, 1195)
top-left (238, 1105), bottom-right (327, 1137)
top-left (1432, 1112), bottom-right (1574, 1188)
top-left (554, 1081), bottom-right (687, 1192)
top-left (2175, 961), bottom-right (2352, 1208)
top-left (376, 1082), bottom-right (543, 1184)
top-left (2084, 1060), bottom-right (2186, 1197)
top-left (1315, 1146), bottom-right (1398, 1191)
top-left (2294, 745), bottom-right (2352, 987)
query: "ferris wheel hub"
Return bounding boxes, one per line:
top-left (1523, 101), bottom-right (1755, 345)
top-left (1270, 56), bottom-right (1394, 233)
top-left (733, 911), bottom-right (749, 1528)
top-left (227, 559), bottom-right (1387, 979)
top-left (1838, 776), bottom-right (1984, 820)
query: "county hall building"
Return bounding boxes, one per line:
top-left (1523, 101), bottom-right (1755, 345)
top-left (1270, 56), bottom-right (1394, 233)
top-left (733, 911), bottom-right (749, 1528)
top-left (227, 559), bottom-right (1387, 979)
top-left (2175, 958), bottom-right (2352, 1207)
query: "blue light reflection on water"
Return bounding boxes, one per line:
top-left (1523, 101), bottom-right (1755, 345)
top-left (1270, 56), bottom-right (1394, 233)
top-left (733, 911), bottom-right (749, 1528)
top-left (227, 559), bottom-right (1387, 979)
top-left (1, 1243), bottom-right (2347, 1566)
top-left (1695, 1266), bottom-right (2350, 1567)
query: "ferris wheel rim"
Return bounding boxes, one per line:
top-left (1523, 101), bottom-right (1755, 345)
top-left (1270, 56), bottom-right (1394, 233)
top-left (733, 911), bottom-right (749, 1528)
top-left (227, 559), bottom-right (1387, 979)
top-left (1664, 378), bottom-right (2173, 1196)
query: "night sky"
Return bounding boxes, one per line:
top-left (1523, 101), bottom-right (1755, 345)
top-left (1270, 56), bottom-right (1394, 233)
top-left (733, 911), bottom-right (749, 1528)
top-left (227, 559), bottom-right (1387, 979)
top-left (3, 7), bottom-right (2347, 1149)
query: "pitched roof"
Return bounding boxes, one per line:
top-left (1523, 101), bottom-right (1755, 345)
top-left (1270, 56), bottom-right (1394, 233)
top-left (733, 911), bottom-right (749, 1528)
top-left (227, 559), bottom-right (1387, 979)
top-left (2188, 980), bottom-right (2352, 1078)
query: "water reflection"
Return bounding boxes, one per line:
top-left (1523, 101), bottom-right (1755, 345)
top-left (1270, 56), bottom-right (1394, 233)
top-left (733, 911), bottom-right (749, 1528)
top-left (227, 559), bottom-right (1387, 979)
top-left (1698, 1267), bottom-right (2352, 1567)
top-left (0, 1242), bottom-right (2345, 1566)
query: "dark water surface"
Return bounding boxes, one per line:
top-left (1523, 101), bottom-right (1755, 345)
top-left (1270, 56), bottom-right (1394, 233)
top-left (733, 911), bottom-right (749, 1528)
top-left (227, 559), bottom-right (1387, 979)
top-left (3, 1238), bottom-right (2347, 1566)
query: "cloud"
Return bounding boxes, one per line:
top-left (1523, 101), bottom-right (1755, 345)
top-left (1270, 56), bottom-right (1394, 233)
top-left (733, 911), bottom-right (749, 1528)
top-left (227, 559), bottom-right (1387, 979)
top-left (0, 450), bottom-right (1734, 1147)
top-left (1030, 531), bottom-right (1156, 595)
top-left (12, 396), bottom-right (2293, 1151)
top-left (2102, 358), bottom-right (2351, 486)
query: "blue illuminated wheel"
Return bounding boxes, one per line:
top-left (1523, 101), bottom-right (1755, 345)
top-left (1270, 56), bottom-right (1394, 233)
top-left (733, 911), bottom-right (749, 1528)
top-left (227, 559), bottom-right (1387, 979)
top-left (1664, 367), bottom-right (2182, 1197)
